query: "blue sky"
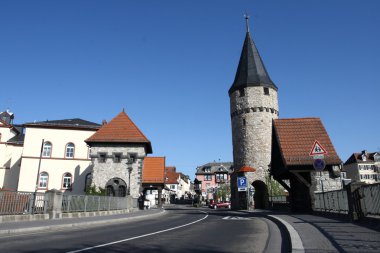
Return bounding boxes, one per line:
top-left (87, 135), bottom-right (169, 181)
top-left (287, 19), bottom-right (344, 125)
top-left (1, 1), bottom-right (379, 179)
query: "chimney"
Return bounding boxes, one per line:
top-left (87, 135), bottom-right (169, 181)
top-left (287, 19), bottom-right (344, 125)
top-left (102, 120), bottom-right (107, 126)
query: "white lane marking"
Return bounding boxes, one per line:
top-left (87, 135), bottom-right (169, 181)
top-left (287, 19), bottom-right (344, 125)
top-left (66, 211), bottom-right (208, 253)
top-left (268, 215), bottom-right (305, 253)
top-left (222, 216), bottom-right (251, 220)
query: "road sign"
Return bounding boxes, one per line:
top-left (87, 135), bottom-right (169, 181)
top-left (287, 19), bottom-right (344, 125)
top-left (237, 176), bottom-right (247, 191)
top-left (313, 158), bottom-right (326, 171)
top-left (309, 140), bottom-right (328, 157)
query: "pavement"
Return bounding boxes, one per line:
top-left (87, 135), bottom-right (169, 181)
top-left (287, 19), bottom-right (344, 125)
top-left (1, 206), bottom-right (380, 252)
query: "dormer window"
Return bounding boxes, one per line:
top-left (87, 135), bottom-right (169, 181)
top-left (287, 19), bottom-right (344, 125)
top-left (374, 153), bottom-right (380, 162)
top-left (204, 167), bottom-right (211, 173)
top-left (362, 154), bottom-right (367, 162)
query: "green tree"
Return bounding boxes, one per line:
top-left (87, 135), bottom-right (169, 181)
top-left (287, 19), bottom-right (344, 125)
top-left (265, 175), bottom-right (285, 196)
top-left (85, 185), bottom-right (106, 196)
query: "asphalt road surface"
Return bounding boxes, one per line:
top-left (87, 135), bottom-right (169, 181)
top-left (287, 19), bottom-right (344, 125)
top-left (0, 206), bottom-right (290, 253)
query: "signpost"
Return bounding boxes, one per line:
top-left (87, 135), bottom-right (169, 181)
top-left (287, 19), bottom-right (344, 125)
top-left (310, 140), bottom-right (328, 210)
top-left (237, 176), bottom-right (247, 192)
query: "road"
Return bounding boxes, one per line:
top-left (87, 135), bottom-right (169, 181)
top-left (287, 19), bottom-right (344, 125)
top-left (0, 206), bottom-right (290, 253)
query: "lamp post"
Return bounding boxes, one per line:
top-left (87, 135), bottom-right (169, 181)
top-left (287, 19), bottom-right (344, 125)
top-left (127, 159), bottom-right (133, 195)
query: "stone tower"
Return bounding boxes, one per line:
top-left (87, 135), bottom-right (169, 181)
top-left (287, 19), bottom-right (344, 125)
top-left (229, 17), bottom-right (279, 209)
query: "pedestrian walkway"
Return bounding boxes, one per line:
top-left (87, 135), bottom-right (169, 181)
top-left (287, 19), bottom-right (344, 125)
top-left (267, 212), bottom-right (380, 253)
top-left (0, 208), bottom-right (164, 237)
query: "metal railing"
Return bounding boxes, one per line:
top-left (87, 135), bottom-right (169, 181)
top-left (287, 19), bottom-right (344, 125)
top-left (314, 189), bottom-right (349, 213)
top-left (362, 183), bottom-right (380, 216)
top-left (0, 190), bottom-right (47, 215)
top-left (62, 195), bottom-right (129, 213)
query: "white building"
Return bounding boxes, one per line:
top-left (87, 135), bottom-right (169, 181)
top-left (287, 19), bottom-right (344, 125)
top-left (0, 111), bottom-right (101, 194)
top-left (343, 150), bottom-right (380, 184)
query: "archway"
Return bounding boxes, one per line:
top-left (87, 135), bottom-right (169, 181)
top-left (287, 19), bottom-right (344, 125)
top-left (252, 180), bottom-right (269, 209)
top-left (105, 177), bottom-right (127, 197)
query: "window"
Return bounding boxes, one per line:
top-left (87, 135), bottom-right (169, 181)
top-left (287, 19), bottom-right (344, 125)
top-left (129, 154), bottom-right (136, 163)
top-left (243, 118), bottom-right (246, 126)
top-left (170, 185), bottom-right (176, 190)
top-left (98, 153), bottom-right (107, 163)
top-left (204, 167), bottom-right (211, 173)
top-left (62, 173), bottom-right (72, 189)
top-left (239, 88), bottom-right (245, 97)
top-left (65, 143), bottom-right (75, 158)
top-left (204, 175), bottom-right (212, 181)
top-left (42, 142), bottom-right (52, 157)
top-left (39, 172), bottom-right (48, 189)
top-left (84, 173), bottom-right (92, 191)
top-left (264, 87), bottom-right (269, 95)
top-left (113, 153), bottom-right (122, 163)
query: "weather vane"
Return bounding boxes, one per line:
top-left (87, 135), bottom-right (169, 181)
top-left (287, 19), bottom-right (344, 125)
top-left (244, 13), bottom-right (250, 33)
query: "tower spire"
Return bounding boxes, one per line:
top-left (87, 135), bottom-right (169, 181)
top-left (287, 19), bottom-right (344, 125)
top-left (244, 13), bottom-right (250, 33)
top-left (228, 16), bottom-right (278, 95)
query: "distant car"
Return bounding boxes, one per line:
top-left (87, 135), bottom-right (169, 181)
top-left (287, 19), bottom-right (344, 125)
top-left (209, 201), bottom-right (231, 209)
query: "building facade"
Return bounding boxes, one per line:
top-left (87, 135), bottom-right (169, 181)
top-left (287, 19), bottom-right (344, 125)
top-left (0, 110), bottom-right (24, 190)
top-left (195, 162), bottom-right (233, 201)
top-left (343, 151), bottom-right (380, 184)
top-left (18, 119), bottom-right (100, 194)
top-left (86, 111), bottom-right (152, 198)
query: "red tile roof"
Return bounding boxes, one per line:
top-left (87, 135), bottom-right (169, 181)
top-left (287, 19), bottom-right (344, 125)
top-left (142, 157), bottom-right (165, 184)
top-left (273, 118), bottom-right (341, 166)
top-left (165, 166), bottom-right (179, 184)
top-left (86, 111), bottom-right (152, 153)
top-left (236, 166), bottom-right (256, 173)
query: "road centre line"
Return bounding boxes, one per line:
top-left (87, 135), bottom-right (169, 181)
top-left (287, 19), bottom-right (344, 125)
top-left (66, 211), bottom-right (209, 253)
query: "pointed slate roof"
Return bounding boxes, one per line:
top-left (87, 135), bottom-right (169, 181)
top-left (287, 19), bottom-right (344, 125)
top-left (86, 111), bottom-right (152, 153)
top-left (229, 28), bottom-right (277, 95)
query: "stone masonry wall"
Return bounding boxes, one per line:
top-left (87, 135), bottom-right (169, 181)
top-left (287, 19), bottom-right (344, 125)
top-left (230, 86), bottom-right (279, 184)
top-left (90, 144), bottom-right (146, 198)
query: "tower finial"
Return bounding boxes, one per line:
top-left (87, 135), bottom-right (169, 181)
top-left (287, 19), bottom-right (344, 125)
top-left (244, 13), bottom-right (250, 33)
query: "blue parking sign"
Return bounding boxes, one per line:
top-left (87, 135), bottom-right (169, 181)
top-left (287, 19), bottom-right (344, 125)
top-left (237, 176), bottom-right (247, 191)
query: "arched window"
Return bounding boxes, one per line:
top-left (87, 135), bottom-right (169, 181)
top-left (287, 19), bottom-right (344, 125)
top-left (62, 173), bottom-right (72, 189)
top-left (39, 172), bottom-right (49, 189)
top-left (84, 173), bottom-right (92, 191)
top-left (65, 143), bottom-right (75, 158)
top-left (118, 186), bottom-right (126, 197)
top-left (42, 141), bottom-right (52, 157)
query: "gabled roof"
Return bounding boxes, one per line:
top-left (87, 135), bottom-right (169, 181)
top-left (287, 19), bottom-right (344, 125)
top-left (273, 118), bottom-right (341, 166)
top-left (165, 166), bottom-right (179, 184)
top-left (344, 152), bottom-right (380, 165)
top-left (142, 157), bottom-right (165, 184)
top-left (195, 162), bottom-right (234, 175)
top-left (229, 29), bottom-right (277, 95)
top-left (24, 118), bottom-right (100, 130)
top-left (86, 111), bottom-right (152, 153)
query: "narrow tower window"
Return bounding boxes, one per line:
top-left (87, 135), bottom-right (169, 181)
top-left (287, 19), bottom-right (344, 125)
top-left (243, 118), bottom-right (246, 126)
top-left (264, 87), bottom-right (269, 95)
top-left (239, 88), bottom-right (245, 97)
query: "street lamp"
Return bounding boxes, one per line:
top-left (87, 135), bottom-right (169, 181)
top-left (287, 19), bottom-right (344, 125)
top-left (126, 158), bottom-right (133, 195)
